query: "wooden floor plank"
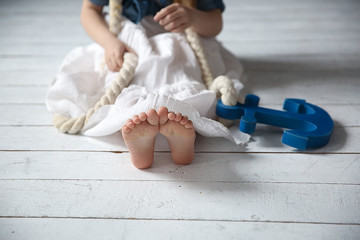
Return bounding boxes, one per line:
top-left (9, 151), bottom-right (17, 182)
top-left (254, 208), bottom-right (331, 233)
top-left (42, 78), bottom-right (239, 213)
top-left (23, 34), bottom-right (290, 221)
top-left (223, 42), bottom-right (360, 56)
top-left (0, 0), bottom-right (82, 12)
top-left (1, 180), bottom-right (359, 224)
top-left (1, 152), bottom-right (359, 184)
top-left (1, 218), bottom-right (359, 240)
top-left (0, 57), bottom-right (62, 71)
top-left (239, 55), bottom-right (360, 70)
top-left (0, 42), bottom-right (88, 56)
top-left (0, 125), bottom-right (358, 153)
top-left (0, 105), bottom-right (52, 126)
top-left (0, 71), bottom-right (55, 87)
top-left (242, 70), bottom-right (360, 104)
top-left (0, 87), bottom-right (47, 104)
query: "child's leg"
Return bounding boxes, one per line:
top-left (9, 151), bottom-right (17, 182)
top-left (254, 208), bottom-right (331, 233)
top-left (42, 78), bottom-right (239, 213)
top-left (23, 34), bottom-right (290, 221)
top-left (122, 109), bottom-right (159, 169)
top-left (158, 107), bottom-right (196, 165)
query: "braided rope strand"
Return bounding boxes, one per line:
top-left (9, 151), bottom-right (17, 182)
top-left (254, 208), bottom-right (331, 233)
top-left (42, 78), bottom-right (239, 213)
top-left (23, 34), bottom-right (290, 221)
top-left (109, 0), bottom-right (123, 35)
top-left (210, 75), bottom-right (237, 106)
top-left (53, 52), bottom-right (138, 134)
top-left (210, 75), bottom-right (237, 127)
top-left (185, 28), bottom-right (214, 89)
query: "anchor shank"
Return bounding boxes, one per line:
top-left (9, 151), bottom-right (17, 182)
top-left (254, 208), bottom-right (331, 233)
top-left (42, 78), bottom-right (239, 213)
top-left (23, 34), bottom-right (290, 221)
top-left (253, 107), bottom-right (307, 130)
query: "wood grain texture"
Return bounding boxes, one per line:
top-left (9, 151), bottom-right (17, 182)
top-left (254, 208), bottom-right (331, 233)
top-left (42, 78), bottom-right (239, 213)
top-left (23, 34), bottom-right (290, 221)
top-left (1, 152), bottom-right (359, 184)
top-left (1, 218), bottom-right (359, 240)
top-left (1, 180), bottom-right (359, 224)
top-left (1, 0), bottom-right (360, 238)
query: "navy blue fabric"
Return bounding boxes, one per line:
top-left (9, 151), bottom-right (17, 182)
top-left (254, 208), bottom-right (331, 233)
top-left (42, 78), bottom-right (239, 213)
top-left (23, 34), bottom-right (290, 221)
top-left (89, 0), bottom-right (225, 23)
top-left (197, 0), bottom-right (225, 12)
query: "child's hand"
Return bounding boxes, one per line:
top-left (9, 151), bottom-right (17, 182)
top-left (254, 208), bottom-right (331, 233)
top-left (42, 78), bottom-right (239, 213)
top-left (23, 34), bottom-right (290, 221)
top-left (104, 37), bottom-right (131, 72)
top-left (153, 3), bottom-right (194, 33)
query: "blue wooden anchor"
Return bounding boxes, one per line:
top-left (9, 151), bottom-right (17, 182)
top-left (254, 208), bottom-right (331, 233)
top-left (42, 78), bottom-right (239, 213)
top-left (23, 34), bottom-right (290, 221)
top-left (216, 94), bottom-right (334, 150)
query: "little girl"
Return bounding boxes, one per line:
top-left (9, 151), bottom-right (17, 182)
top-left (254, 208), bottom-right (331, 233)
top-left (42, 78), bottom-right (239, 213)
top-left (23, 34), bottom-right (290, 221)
top-left (46, 0), bottom-right (247, 169)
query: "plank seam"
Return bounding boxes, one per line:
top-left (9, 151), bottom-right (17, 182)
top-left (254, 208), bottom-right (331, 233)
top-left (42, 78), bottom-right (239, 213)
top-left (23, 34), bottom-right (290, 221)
top-left (0, 179), bottom-right (359, 186)
top-left (0, 216), bottom-right (359, 226)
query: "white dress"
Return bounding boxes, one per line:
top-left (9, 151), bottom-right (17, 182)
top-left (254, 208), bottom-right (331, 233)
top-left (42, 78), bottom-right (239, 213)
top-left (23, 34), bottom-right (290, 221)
top-left (46, 17), bottom-right (250, 144)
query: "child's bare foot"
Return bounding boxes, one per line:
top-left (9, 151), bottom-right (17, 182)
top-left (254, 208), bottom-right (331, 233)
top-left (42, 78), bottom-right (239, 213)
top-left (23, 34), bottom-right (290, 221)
top-left (158, 107), bottom-right (196, 165)
top-left (122, 109), bottom-right (159, 169)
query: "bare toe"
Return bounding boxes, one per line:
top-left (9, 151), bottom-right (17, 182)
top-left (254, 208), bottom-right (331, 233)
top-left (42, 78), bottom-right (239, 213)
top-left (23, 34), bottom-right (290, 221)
top-left (158, 107), bottom-right (169, 125)
top-left (168, 112), bottom-right (176, 121)
top-left (174, 113), bottom-right (182, 122)
top-left (132, 115), bottom-right (141, 125)
top-left (122, 125), bottom-right (131, 134)
top-left (185, 120), bottom-right (193, 129)
top-left (180, 116), bottom-right (188, 125)
top-left (146, 109), bottom-right (159, 126)
top-left (126, 120), bottom-right (135, 128)
top-left (138, 112), bottom-right (147, 121)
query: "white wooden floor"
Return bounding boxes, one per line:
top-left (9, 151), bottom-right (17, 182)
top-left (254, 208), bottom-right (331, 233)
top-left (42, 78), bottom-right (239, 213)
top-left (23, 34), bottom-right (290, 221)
top-left (1, 0), bottom-right (360, 239)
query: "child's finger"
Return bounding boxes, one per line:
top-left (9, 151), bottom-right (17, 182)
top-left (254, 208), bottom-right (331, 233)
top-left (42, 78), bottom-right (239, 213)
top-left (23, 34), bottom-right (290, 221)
top-left (124, 44), bottom-right (137, 56)
top-left (164, 19), bottom-right (183, 31)
top-left (114, 51), bottom-right (124, 68)
top-left (106, 57), bottom-right (113, 71)
top-left (165, 17), bottom-right (189, 32)
top-left (158, 9), bottom-right (183, 26)
top-left (107, 55), bottom-right (118, 72)
top-left (170, 23), bottom-right (188, 33)
top-left (115, 57), bottom-right (123, 69)
top-left (153, 3), bottom-right (179, 21)
top-left (128, 48), bottom-right (137, 56)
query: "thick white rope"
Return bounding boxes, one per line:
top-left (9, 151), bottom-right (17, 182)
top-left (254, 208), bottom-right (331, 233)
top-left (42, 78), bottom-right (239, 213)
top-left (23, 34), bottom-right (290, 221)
top-left (210, 75), bottom-right (237, 106)
top-left (185, 28), bottom-right (237, 126)
top-left (185, 28), bottom-right (214, 89)
top-left (53, 0), bottom-right (139, 134)
top-left (109, 0), bottom-right (123, 36)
